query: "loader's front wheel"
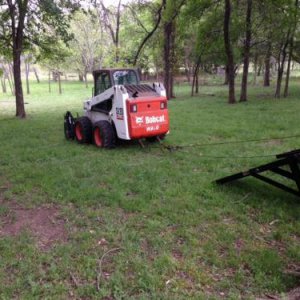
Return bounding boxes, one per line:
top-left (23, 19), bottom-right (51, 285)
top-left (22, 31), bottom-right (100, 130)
top-left (93, 121), bottom-right (116, 149)
top-left (75, 117), bottom-right (92, 144)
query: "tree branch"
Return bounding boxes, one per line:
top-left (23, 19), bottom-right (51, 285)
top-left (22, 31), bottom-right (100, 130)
top-left (123, 4), bottom-right (150, 34)
top-left (133, 0), bottom-right (165, 65)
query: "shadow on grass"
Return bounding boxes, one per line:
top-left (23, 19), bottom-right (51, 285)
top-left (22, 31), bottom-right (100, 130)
top-left (217, 179), bottom-right (299, 207)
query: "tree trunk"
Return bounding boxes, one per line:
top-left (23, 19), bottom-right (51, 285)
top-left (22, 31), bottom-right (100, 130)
top-left (84, 72), bottom-right (88, 88)
top-left (284, 0), bottom-right (299, 97)
top-left (156, 65), bottom-right (159, 81)
top-left (115, 0), bottom-right (121, 63)
top-left (284, 39), bottom-right (293, 98)
top-left (6, 63), bottom-right (15, 95)
top-left (275, 37), bottom-right (289, 98)
top-left (48, 71), bottom-right (51, 93)
top-left (6, 65), bottom-right (14, 95)
top-left (264, 44), bottom-right (271, 87)
top-left (185, 66), bottom-right (191, 84)
top-left (191, 59), bottom-right (201, 96)
top-left (58, 72), bottom-right (62, 94)
top-left (195, 74), bottom-right (199, 94)
top-left (184, 49), bottom-right (192, 84)
top-left (170, 75), bottom-right (175, 98)
top-left (25, 60), bottom-right (30, 95)
top-left (13, 49), bottom-right (26, 118)
top-left (170, 21), bottom-right (176, 99)
top-left (79, 74), bottom-right (84, 82)
top-left (240, 0), bottom-right (252, 102)
top-left (164, 21), bottom-right (173, 99)
top-left (275, 57), bottom-right (284, 98)
top-left (224, 65), bottom-right (229, 85)
top-left (1, 77), bottom-right (7, 93)
top-left (257, 62), bottom-right (262, 76)
top-left (252, 54), bottom-right (258, 85)
top-left (8, 0), bottom-right (28, 118)
top-left (33, 67), bottom-right (40, 83)
top-left (224, 0), bottom-right (236, 104)
top-left (52, 71), bottom-right (58, 82)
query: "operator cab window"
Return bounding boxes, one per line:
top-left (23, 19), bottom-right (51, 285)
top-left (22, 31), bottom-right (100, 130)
top-left (95, 72), bottom-right (112, 96)
top-left (113, 70), bottom-right (138, 85)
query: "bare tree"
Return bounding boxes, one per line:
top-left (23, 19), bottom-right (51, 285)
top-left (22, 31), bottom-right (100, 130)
top-left (95, 0), bottom-right (122, 63)
top-left (70, 12), bottom-right (103, 87)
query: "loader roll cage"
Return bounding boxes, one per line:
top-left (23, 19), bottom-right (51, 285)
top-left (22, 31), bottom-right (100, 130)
top-left (93, 69), bottom-right (140, 97)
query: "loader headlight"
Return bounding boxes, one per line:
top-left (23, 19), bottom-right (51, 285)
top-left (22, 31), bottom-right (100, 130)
top-left (130, 104), bottom-right (138, 113)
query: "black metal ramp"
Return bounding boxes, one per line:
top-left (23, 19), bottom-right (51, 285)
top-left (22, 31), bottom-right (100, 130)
top-left (216, 149), bottom-right (300, 197)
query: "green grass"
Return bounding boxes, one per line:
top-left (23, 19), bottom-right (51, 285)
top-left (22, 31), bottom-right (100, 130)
top-left (0, 77), bottom-right (300, 299)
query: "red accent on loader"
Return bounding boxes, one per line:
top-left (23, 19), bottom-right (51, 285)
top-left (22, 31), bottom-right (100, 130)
top-left (126, 97), bottom-right (169, 139)
top-left (75, 123), bottom-right (83, 141)
top-left (94, 127), bottom-right (103, 147)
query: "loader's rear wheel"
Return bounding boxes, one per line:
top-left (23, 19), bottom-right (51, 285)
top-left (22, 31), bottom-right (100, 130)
top-left (93, 121), bottom-right (116, 149)
top-left (75, 117), bottom-right (92, 144)
top-left (146, 134), bottom-right (166, 143)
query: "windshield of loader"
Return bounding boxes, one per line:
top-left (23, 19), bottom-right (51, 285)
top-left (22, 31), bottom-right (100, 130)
top-left (113, 70), bottom-right (138, 85)
top-left (95, 72), bottom-right (112, 96)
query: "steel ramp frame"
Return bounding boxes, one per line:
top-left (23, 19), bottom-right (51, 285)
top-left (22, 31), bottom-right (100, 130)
top-left (216, 149), bottom-right (300, 197)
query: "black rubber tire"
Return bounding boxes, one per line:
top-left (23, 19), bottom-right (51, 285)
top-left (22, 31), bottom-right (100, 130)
top-left (146, 134), bottom-right (166, 143)
top-left (93, 120), bottom-right (116, 149)
top-left (111, 121), bottom-right (121, 146)
top-left (64, 111), bottom-right (75, 140)
top-left (75, 117), bottom-right (92, 144)
top-left (64, 122), bottom-right (74, 140)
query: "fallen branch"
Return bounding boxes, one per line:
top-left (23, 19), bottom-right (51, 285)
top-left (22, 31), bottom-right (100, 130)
top-left (69, 271), bottom-right (80, 288)
top-left (284, 270), bottom-right (300, 277)
top-left (96, 247), bottom-right (123, 292)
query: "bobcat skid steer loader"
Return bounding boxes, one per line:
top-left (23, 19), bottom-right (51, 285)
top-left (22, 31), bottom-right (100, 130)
top-left (64, 69), bottom-right (169, 148)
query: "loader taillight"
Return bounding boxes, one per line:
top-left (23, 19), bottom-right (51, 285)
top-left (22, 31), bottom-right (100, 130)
top-left (160, 101), bottom-right (167, 110)
top-left (130, 104), bottom-right (138, 113)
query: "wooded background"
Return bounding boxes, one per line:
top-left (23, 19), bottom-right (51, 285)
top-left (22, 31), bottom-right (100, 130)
top-left (1, 0), bottom-right (300, 117)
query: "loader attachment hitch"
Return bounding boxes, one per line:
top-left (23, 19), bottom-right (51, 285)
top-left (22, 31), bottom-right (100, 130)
top-left (216, 149), bottom-right (300, 198)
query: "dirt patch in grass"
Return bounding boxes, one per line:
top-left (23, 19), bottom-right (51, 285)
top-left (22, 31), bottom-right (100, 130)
top-left (0, 200), bottom-right (68, 250)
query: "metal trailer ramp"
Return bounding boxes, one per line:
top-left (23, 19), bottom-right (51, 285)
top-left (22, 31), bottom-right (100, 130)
top-left (216, 149), bottom-right (300, 197)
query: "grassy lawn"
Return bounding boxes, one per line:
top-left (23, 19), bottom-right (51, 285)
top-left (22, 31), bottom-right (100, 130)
top-left (0, 78), bottom-right (300, 299)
